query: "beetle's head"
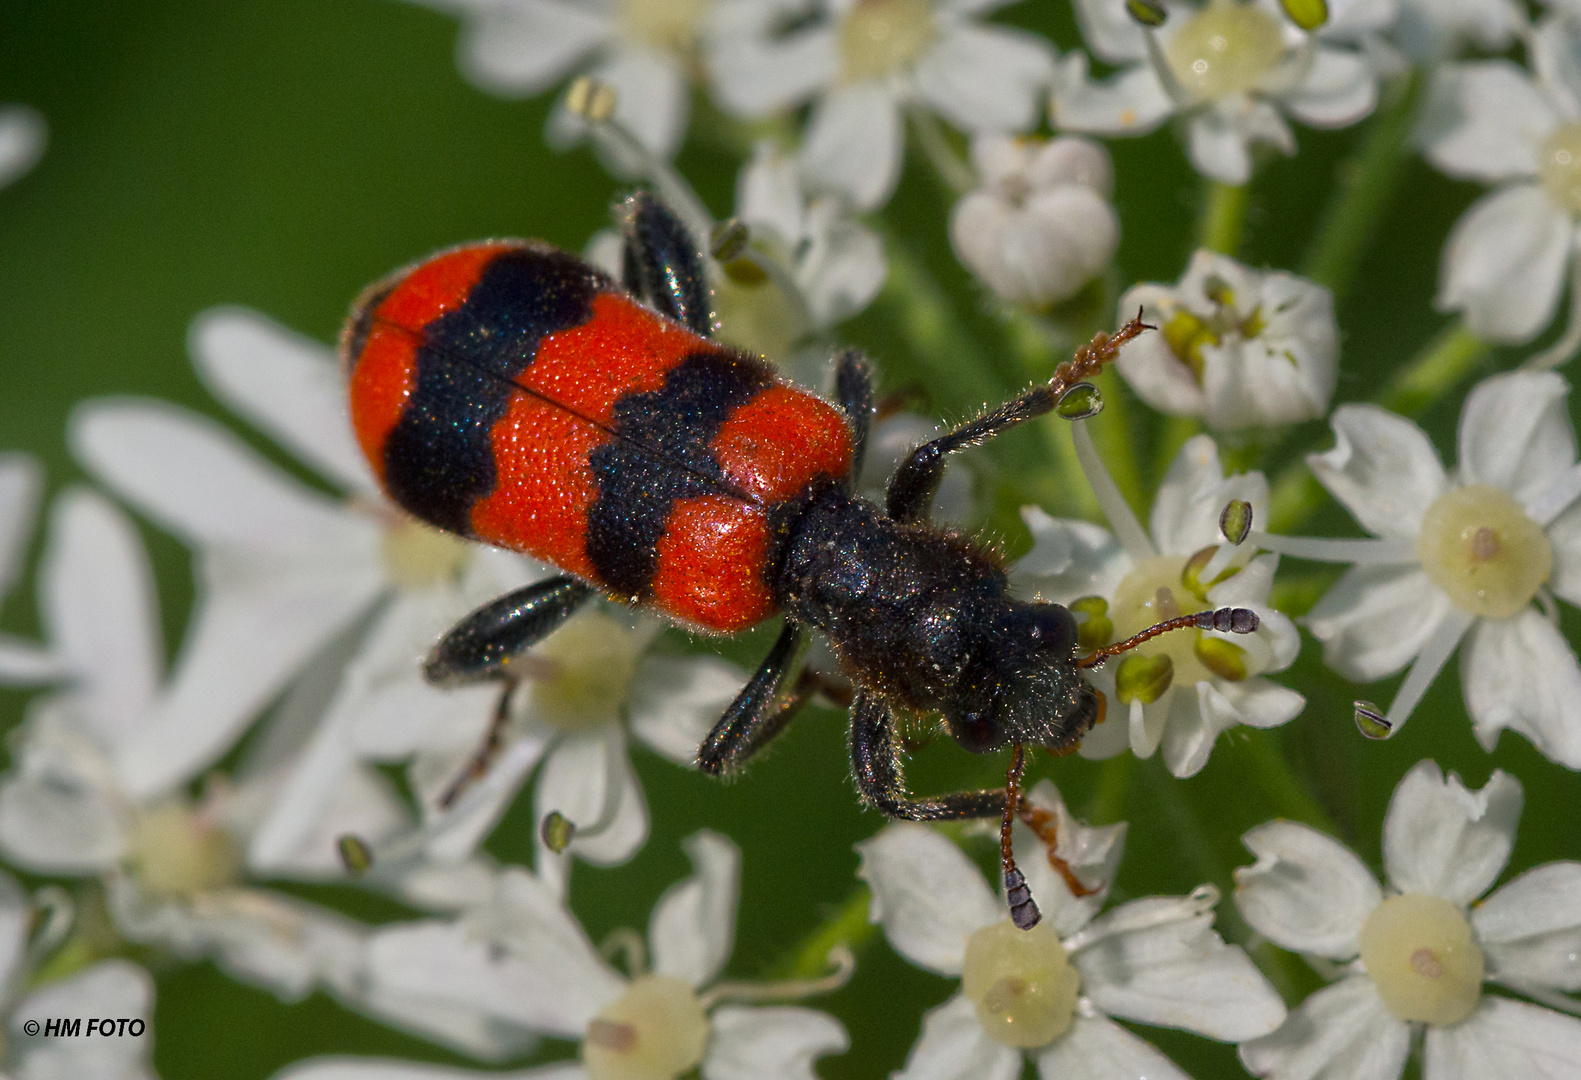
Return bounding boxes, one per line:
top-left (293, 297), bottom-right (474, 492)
top-left (942, 599), bottom-right (1102, 756)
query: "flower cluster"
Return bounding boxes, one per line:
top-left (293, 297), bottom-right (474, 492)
top-left (5, 0), bottom-right (1581, 1077)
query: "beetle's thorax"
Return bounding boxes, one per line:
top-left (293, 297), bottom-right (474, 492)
top-left (772, 487), bottom-right (1008, 710)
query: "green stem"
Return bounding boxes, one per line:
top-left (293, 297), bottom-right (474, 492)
top-left (1197, 180), bottom-right (1248, 257)
top-left (908, 106), bottom-right (976, 196)
top-left (1087, 751), bottom-right (1136, 826)
top-left (768, 886), bottom-right (877, 980)
top-left (1301, 69), bottom-right (1427, 300)
top-left (1235, 730), bottom-right (1336, 834)
top-left (1378, 320), bottom-right (1491, 416)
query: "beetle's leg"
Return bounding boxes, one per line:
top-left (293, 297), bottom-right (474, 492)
top-left (425, 575), bottom-right (594, 685)
top-left (697, 620), bottom-right (808, 774)
top-left (1015, 796), bottom-right (1101, 900)
top-left (885, 314), bottom-right (1152, 523)
top-left (620, 191), bottom-right (711, 337)
top-left (437, 679), bottom-right (516, 809)
top-left (849, 692), bottom-right (1042, 928)
top-left (833, 348), bottom-right (874, 487)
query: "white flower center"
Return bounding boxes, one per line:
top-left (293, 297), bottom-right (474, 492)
top-left (1358, 893), bottom-right (1485, 1026)
top-left (127, 801), bottom-right (242, 898)
top-left (1110, 555), bottom-right (1213, 685)
top-left (839, 0), bottom-right (936, 83)
top-left (381, 517), bottom-right (472, 588)
top-left (1539, 124), bottom-right (1581, 215)
top-left (1163, 1), bottom-right (1286, 103)
top-left (582, 974), bottom-right (710, 1080)
top-left (961, 920), bottom-right (1080, 1049)
top-left (619, 0), bottom-right (709, 53)
top-left (1415, 485), bottom-right (1551, 619)
top-left (529, 610), bottom-right (645, 732)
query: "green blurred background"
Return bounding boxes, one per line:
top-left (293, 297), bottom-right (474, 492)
top-left (0, 1), bottom-right (1574, 1077)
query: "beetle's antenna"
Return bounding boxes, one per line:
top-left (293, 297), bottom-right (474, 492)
top-left (1001, 744), bottom-right (1041, 930)
top-left (1074, 606), bottom-right (1259, 669)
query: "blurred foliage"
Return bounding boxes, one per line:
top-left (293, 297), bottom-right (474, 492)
top-left (0, 1), bottom-right (1574, 1078)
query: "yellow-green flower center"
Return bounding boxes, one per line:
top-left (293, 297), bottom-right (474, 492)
top-left (1110, 555), bottom-right (1214, 685)
top-left (1539, 123), bottom-right (1581, 215)
top-left (529, 610), bottom-right (645, 732)
top-left (1358, 894), bottom-right (1485, 1026)
top-left (619, 0), bottom-right (709, 53)
top-left (840, 0), bottom-right (936, 83)
top-left (1415, 485), bottom-right (1552, 619)
top-left (1163, 1), bottom-right (1286, 103)
top-left (127, 801), bottom-right (242, 898)
top-left (961, 920), bottom-right (1080, 1048)
top-left (582, 974), bottom-right (710, 1080)
top-left (380, 517), bottom-right (472, 588)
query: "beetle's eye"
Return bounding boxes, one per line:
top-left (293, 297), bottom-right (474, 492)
top-left (1027, 604), bottom-right (1077, 654)
top-left (950, 707), bottom-right (1000, 754)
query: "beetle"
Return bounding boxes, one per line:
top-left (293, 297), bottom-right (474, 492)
top-left (341, 193), bottom-right (1258, 929)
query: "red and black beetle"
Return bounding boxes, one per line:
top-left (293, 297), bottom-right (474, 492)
top-left (341, 193), bottom-right (1257, 928)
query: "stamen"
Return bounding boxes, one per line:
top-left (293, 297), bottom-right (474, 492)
top-left (1381, 610), bottom-right (1475, 735)
top-left (1072, 421), bottom-right (1156, 563)
top-left (1246, 529), bottom-right (1418, 564)
top-left (698, 945), bottom-right (856, 1008)
top-left (600, 926), bottom-right (648, 980)
top-left (578, 105), bottom-right (714, 242)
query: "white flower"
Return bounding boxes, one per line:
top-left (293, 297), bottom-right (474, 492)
top-left (859, 781), bottom-right (1285, 1079)
top-left (0, 487), bottom-right (515, 1058)
top-left (1259, 370), bottom-right (1581, 765)
top-left (707, 0), bottom-right (1056, 209)
top-left (1054, 0), bottom-right (1392, 184)
top-left (405, 0), bottom-right (719, 160)
top-left (1416, 14), bottom-right (1581, 343)
top-left (949, 133), bottom-right (1120, 309)
top-left (1393, 0), bottom-right (1525, 59)
top-left (1115, 249), bottom-right (1338, 429)
top-left (357, 831), bottom-right (849, 1079)
top-left (1014, 433), bottom-right (1304, 778)
top-left (712, 141), bottom-right (887, 362)
top-left (0, 453), bottom-right (55, 682)
top-left (1236, 759), bottom-right (1581, 1080)
top-left (0, 105), bottom-right (44, 191)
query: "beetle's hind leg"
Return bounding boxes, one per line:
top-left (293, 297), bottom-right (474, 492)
top-left (426, 575), bottom-right (593, 807)
top-left (620, 191), bottom-right (711, 336)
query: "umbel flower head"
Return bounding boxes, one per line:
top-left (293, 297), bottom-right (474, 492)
top-left (859, 780), bottom-right (1286, 1078)
top-left (1236, 760), bottom-right (1581, 1079)
top-left (1116, 249), bottom-right (1338, 429)
top-left (1256, 370), bottom-right (1581, 766)
top-left (1054, 0), bottom-right (1391, 183)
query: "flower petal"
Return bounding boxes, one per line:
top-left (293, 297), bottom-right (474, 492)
top-left (451, 0), bottom-right (610, 96)
top-left (1303, 563), bottom-right (1452, 681)
top-left (1186, 99), bottom-right (1293, 186)
top-left (1475, 861), bottom-right (1581, 993)
top-left (798, 82), bottom-right (903, 211)
top-left (914, 23), bottom-right (1054, 134)
top-left (191, 307), bottom-right (377, 495)
top-left (1069, 0), bottom-right (1151, 64)
top-left (1070, 891), bottom-right (1287, 1040)
top-left (1382, 759), bottom-right (1520, 903)
top-left (1307, 403), bottom-right (1448, 539)
top-left (1234, 820), bottom-right (1380, 959)
top-left (651, 830), bottom-right (739, 988)
top-left (1280, 47), bottom-right (1378, 129)
top-left (1013, 779), bottom-right (1127, 939)
top-left (1417, 60), bottom-right (1553, 182)
top-left (855, 823), bottom-right (1001, 976)
top-left (0, 705), bottom-right (127, 872)
top-left (1012, 509), bottom-right (1127, 604)
top-left (0, 105), bottom-right (45, 189)
top-left (894, 993), bottom-right (1022, 1080)
top-left (1423, 996), bottom-right (1581, 1080)
top-left (0, 453), bottom-right (41, 602)
top-left (707, 8), bottom-right (836, 117)
top-left (1034, 1011), bottom-right (1192, 1080)
top-left (534, 728), bottom-right (648, 866)
top-left (13, 959), bottom-right (155, 1075)
top-left (39, 488), bottom-right (160, 745)
top-left (1457, 370), bottom-right (1577, 509)
top-left (628, 655), bottom-right (746, 766)
top-left (550, 45), bottom-right (689, 160)
top-left (1436, 184), bottom-right (1573, 345)
top-left (1049, 53), bottom-right (1175, 136)
top-left (1461, 610), bottom-right (1581, 769)
top-left (704, 1005), bottom-right (848, 1080)
top-left (1238, 975), bottom-right (1411, 1080)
